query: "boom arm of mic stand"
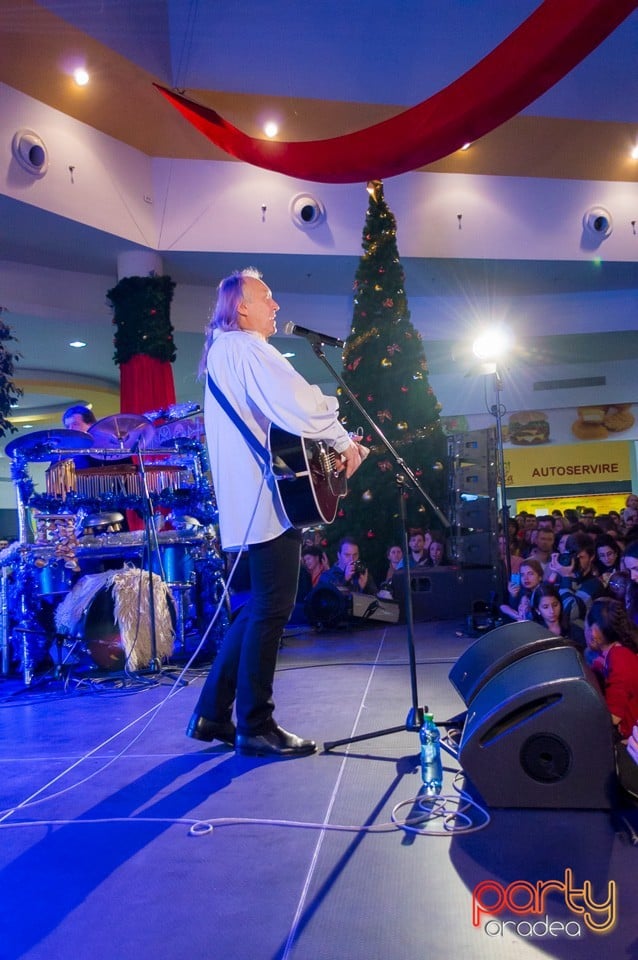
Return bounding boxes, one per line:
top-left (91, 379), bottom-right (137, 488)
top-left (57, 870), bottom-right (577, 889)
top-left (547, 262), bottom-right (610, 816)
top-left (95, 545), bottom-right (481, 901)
top-left (309, 342), bottom-right (449, 528)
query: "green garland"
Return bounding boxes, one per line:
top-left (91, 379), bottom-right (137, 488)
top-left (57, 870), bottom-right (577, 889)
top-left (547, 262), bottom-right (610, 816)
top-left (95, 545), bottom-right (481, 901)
top-left (0, 310), bottom-right (23, 437)
top-left (107, 274), bottom-right (177, 365)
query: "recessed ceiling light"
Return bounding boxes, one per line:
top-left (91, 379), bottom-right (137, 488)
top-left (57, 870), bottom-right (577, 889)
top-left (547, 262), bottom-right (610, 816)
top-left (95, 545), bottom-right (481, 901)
top-left (460, 142), bottom-right (472, 151)
top-left (69, 340), bottom-right (87, 348)
top-left (282, 352), bottom-right (295, 358)
top-left (73, 68), bottom-right (89, 87)
top-left (263, 121), bottom-right (279, 138)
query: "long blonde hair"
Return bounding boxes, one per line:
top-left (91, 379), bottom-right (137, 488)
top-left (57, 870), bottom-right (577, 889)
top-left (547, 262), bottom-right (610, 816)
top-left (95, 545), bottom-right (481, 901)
top-left (198, 267), bottom-right (261, 376)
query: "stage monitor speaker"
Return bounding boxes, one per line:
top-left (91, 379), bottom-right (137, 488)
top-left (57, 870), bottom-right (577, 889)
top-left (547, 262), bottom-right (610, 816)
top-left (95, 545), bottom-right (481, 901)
top-left (305, 586), bottom-right (399, 628)
top-left (351, 593), bottom-right (400, 623)
top-left (458, 645), bottom-right (616, 809)
top-left (449, 620), bottom-right (565, 706)
top-left (454, 497), bottom-right (491, 530)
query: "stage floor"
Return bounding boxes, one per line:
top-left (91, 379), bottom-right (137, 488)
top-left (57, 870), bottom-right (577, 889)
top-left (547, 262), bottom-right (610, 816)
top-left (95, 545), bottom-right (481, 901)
top-left (0, 617), bottom-right (635, 960)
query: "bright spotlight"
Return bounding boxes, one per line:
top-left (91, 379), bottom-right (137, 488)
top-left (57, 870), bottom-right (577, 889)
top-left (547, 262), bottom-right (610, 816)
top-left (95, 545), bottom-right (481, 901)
top-left (472, 325), bottom-right (513, 362)
top-left (73, 68), bottom-right (89, 87)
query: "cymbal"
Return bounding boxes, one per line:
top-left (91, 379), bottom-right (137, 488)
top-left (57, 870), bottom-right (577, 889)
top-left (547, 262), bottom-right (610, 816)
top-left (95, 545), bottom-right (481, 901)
top-left (4, 429), bottom-right (93, 461)
top-left (89, 414), bottom-right (155, 459)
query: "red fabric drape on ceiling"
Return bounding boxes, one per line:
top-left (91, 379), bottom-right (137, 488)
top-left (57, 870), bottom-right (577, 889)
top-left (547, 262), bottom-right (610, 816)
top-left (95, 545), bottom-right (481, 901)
top-left (120, 354), bottom-right (176, 416)
top-left (155, 0), bottom-right (637, 183)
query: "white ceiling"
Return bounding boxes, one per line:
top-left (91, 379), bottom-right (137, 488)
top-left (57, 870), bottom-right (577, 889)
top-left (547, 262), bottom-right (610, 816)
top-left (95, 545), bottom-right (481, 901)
top-left (36, 0), bottom-right (638, 123)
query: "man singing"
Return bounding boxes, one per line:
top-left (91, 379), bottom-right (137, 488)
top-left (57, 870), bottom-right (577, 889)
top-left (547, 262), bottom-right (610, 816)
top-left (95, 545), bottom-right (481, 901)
top-left (187, 268), bottom-right (363, 757)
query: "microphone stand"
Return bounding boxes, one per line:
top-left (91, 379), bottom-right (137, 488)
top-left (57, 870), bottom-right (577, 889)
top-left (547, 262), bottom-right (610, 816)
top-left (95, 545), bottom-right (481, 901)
top-left (135, 447), bottom-right (161, 672)
top-left (304, 337), bottom-right (449, 752)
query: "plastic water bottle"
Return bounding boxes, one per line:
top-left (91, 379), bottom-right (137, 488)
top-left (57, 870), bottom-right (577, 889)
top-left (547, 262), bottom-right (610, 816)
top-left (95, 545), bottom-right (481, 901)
top-left (420, 713), bottom-right (443, 795)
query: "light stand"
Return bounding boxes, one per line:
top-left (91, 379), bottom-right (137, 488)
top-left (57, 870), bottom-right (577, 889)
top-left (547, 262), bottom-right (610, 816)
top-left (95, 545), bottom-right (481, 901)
top-left (472, 326), bottom-right (513, 599)
top-left (303, 338), bottom-right (449, 752)
top-left (492, 367), bottom-right (512, 591)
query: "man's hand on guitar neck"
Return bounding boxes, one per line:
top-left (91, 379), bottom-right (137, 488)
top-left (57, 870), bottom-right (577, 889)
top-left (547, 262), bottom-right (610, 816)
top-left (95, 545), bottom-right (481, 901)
top-left (338, 437), bottom-right (369, 479)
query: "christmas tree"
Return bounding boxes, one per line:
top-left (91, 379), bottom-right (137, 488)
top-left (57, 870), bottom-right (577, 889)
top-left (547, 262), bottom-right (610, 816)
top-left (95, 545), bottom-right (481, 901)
top-left (327, 180), bottom-right (448, 579)
top-left (0, 308), bottom-right (22, 437)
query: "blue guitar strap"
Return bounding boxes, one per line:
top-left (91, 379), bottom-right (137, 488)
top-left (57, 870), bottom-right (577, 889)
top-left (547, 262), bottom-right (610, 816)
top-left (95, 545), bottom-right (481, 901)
top-left (206, 372), bottom-right (272, 478)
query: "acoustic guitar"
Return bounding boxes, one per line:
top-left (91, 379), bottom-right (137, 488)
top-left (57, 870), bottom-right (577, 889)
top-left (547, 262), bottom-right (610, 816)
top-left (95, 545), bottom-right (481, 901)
top-left (269, 425), bottom-right (352, 527)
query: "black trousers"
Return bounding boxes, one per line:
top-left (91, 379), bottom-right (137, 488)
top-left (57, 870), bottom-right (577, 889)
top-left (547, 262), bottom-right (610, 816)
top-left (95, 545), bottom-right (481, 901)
top-left (195, 527), bottom-right (302, 734)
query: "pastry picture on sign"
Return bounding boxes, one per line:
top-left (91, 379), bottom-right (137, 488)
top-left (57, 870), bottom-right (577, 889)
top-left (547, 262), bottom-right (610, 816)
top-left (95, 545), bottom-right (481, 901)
top-left (572, 404), bottom-right (635, 440)
top-left (508, 410), bottom-right (550, 445)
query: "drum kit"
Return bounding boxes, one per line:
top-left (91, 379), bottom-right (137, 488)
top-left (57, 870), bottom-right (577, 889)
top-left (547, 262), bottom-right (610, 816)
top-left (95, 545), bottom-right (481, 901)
top-left (1, 407), bottom-right (228, 685)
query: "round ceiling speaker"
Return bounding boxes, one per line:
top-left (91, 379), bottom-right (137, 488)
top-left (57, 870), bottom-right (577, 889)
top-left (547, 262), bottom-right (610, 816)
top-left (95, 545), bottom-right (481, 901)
top-left (290, 193), bottom-right (326, 228)
top-left (582, 205), bottom-right (613, 238)
top-left (12, 129), bottom-right (49, 177)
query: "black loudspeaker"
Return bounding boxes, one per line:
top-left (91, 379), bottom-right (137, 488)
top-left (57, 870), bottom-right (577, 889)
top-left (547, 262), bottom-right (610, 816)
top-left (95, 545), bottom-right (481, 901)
top-left (304, 585), bottom-right (349, 628)
top-left (304, 586), bottom-right (399, 628)
top-left (351, 593), bottom-right (400, 623)
top-left (454, 532), bottom-right (494, 566)
top-left (458, 645), bottom-right (616, 809)
top-left (391, 568), bottom-right (497, 621)
top-left (455, 497), bottom-right (491, 529)
top-left (454, 463), bottom-right (489, 495)
top-left (452, 432), bottom-right (491, 462)
top-left (449, 620), bottom-right (566, 706)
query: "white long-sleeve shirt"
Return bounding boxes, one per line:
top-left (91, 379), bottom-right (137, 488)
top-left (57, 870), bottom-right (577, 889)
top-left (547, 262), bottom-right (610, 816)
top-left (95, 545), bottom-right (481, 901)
top-left (205, 329), bottom-right (352, 551)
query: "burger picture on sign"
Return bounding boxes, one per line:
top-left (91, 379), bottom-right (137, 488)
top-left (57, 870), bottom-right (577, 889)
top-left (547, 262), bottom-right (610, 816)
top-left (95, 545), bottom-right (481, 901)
top-left (507, 410), bottom-right (550, 445)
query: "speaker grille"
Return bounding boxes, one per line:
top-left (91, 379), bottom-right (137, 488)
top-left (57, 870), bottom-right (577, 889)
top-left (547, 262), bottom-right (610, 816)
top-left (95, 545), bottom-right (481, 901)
top-left (520, 733), bottom-right (572, 783)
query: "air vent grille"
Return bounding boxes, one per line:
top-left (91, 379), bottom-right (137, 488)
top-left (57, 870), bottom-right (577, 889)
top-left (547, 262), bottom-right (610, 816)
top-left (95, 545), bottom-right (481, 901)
top-left (533, 376), bottom-right (606, 391)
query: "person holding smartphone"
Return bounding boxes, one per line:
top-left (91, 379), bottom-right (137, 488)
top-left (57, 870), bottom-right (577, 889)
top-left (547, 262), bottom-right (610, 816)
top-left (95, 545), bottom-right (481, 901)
top-left (499, 558), bottom-right (544, 622)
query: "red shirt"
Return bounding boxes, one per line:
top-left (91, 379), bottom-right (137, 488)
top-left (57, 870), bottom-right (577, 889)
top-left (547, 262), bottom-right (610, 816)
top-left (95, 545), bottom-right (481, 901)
top-left (603, 644), bottom-right (638, 739)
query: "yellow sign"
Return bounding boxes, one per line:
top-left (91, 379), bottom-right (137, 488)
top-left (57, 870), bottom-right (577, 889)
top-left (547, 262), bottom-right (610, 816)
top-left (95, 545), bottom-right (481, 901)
top-left (516, 494), bottom-right (628, 515)
top-left (505, 441), bottom-right (631, 488)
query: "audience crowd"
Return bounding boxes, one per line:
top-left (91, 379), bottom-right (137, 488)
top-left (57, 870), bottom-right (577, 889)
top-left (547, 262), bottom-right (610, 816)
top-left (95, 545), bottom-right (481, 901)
top-left (295, 501), bottom-right (638, 759)
top-left (496, 497), bottom-right (638, 764)
top-left (295, 500), bottom-right (638, 787)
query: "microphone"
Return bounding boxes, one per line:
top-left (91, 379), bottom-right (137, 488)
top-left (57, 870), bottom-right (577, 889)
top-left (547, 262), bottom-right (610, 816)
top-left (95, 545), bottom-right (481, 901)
top-left (283, 321), bottom-right (345, 349)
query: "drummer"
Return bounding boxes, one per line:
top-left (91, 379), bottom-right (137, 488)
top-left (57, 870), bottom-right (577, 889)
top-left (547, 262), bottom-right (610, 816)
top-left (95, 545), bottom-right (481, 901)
top-left (62, 405), bottom-right (97, 433)
top-left (61, 405), bottom-right (98, 469)
top-left (62, 405), bottom-right (134, 466)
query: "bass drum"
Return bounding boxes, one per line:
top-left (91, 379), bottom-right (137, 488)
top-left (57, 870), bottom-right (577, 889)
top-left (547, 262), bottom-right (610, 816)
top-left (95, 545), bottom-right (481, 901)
top-left (81, 586), bottom-right (127, 671)
top-left (71, 575), bottom-right (176, 671)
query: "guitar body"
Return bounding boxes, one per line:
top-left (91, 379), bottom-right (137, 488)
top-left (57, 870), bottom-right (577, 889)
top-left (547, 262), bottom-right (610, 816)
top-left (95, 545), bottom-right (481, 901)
top-left (269, 425), bottom-right (347, 527)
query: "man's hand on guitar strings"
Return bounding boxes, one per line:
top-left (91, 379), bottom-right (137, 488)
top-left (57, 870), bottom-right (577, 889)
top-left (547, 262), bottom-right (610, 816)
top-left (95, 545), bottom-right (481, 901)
top-left (349, 430), bottom-right (370, 463)
top-left (338, 439), bottom-right (368, 478)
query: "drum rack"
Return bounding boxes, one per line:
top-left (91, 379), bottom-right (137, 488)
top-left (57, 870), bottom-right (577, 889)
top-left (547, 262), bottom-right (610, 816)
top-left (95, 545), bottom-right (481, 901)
top-left (2, 416), bottom-right (226, 684)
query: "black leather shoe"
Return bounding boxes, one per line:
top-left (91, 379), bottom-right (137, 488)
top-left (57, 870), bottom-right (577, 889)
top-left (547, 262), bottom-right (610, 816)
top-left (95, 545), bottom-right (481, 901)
top-left (186, 713), bottom-right (236, 746)
top-left (236, 724), bottom-right (317, 757)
